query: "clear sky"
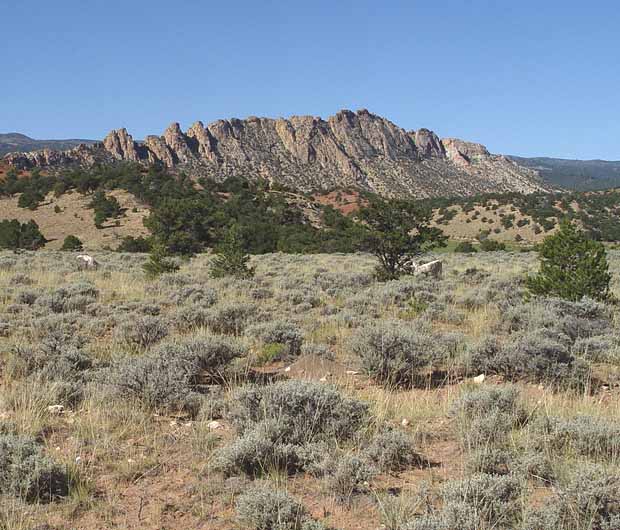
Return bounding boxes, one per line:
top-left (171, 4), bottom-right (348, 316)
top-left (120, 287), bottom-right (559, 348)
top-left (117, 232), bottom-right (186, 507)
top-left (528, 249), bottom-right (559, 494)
top-left (2, 0), bottom-right (619, 159)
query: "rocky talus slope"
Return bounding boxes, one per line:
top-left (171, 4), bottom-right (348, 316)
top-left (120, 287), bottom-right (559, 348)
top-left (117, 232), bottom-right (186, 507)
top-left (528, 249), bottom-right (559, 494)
top-left (3, 109), bottom-right (549, 197)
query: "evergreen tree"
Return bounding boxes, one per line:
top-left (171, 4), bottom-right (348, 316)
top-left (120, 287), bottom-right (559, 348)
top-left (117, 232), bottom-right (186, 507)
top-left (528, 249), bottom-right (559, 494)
top-left (527, 219), bottom-right (611, 301)
top-left (143, 244), bottom-right (180, 279)
top-left (0, 219), bottom-right (46, 250)
top-left (210, 224), bottom-right (255, 279)
top-left (358, 197), bottom-right (446, 281)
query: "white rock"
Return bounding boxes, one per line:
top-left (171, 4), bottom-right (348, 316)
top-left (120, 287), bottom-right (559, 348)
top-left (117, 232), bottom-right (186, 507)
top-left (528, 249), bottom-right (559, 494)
top-left (47, 405), bottom-right (65, 415)
top-left (473, 374), bottom-right (485, 384)
top-left (319, 376), bottom-right (328, 382)
top-left (345, 370), bottom-right (359, 375)
top-left (207, 420), bottom-right (223, 430)
top-left (401, 418), bottom-right (410, 427)
top-left (284, 366), bottom-right (292, 372)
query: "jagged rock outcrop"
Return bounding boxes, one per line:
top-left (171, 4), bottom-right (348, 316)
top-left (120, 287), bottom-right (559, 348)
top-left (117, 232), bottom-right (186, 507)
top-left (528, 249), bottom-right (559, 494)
top-left (3, 109), bottom-right (550, 197)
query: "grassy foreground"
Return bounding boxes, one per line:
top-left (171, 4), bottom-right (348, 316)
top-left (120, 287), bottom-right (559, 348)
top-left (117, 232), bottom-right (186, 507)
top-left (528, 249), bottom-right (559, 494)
top-left (0, 250), bottom-right (619, 529)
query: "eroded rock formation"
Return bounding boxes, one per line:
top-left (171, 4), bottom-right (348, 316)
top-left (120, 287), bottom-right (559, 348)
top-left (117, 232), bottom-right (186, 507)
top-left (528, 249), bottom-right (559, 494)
top-left (3, 109), bottom-right (549, 197)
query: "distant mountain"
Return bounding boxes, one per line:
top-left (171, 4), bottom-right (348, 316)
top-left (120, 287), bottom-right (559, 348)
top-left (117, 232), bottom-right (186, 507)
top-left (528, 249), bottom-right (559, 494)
top-left (0, 133), bottom-right (96, 157)
top-left (2, 110), bottom-right (549, 198)
top-left (509, 156), bottom-right (620, 191)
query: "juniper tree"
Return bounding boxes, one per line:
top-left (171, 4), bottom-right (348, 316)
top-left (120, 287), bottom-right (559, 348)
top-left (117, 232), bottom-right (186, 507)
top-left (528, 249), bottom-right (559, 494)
top-left (358, 197), bottom-right (446, 281)
top-left (527, 219), bottom-right (611, 301)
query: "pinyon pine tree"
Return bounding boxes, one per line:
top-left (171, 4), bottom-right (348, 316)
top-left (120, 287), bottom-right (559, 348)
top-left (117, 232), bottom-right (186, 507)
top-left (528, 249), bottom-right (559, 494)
top-left (527, 219), bottom-right (611, 301)
top-left (210, 224), bottom-right (255, 279)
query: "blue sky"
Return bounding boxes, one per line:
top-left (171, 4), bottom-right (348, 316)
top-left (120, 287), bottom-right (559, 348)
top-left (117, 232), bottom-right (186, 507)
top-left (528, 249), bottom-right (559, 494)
top-left (2, 1), bottom-right (619, 159)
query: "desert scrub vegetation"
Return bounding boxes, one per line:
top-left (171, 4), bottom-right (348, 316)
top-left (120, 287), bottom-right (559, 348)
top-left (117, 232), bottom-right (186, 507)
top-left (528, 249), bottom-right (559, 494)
top-left (0, 433), bottom-right (69, 502)
top-left (214, 380), bottom-right (369, 476)
top-left (0, 249), bottom-right (618, 529)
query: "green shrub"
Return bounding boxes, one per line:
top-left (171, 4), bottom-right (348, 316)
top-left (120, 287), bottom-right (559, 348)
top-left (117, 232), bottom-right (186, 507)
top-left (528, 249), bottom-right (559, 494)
top-left (116, 236), bottom-right (151, 252)
top-left (358, 197), bottom-right (446, 281)
top-left (527, 219), bottom-right (611, 301)
top-left (479, 239), bottom-right (506, 251)
top-left (454, 241), bottom-right (477, 253)
top-left (411, 473), bottom-right (523, 530)
top-left (17, 189), bottom-right (45, 210)
top-left (247, 320), bottom-right (304, 358)
top-left (450, 385), bottom-right (528, 450)
top-left (467, 330), bottom-right (590, 389)
top-left (89, 190), bottom-right (122, 228)
top-left (60, 234), bottom-right (83, 251)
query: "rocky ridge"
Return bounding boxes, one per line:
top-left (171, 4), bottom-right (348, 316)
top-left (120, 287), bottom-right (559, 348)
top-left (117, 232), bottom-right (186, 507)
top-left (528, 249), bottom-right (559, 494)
top-left (3, 109), bottom-right (549, 197)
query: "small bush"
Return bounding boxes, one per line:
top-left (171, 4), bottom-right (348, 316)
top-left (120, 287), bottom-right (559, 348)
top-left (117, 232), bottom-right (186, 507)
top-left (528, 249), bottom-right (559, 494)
top-left (350, 320), bottom-right (439, 387)
top-left (411, 473), bottom-right (523, 530)
top-left (143, 244), bottom-right (179, 278)
top-left (532, 414), bottom-right (620, 460)
top-left (468, 330), bottom-right (590, 389)
top-left (248, 320), bottom-right (304, 359)
top-left (329, 454), bottom-right (376, 504)
top-left (236, 485), bottom-right (324, 530)
top-left (216, 381), bottom-right (368, 477)
top-left (451, 386), bottom-right (528, 450)
top-left (116, 236), bottom-right (151, 253)
top-left (523, 464), bottom-right (620, 530)
top-left (205, 302), bottom-right (257, 335)
top-left (365, 429), bottom-right (421, 472)
top-left (479, 239), bottom-right (506, 252)
top-left (7, 344), bottom-right (93, 405)
top-left (115, 315), bottom-right (169, 349)
top-left (0, 434), bottom-right (69, 502)
top-left (105, 336), bottom-right (245, 414)
top-left (454, 241), bottom-right (477, 253)
top-left (60, 235), bottom-right (83, 251)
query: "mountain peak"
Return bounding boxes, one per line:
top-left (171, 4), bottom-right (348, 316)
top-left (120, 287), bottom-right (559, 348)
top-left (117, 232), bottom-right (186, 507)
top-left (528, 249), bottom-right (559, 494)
top-left (2, 111), bottom-right (550, 197)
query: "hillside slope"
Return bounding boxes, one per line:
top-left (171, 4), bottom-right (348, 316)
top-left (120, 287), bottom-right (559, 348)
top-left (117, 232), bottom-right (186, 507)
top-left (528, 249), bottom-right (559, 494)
top-left (510, 156), bottom-right (620, 190)
top-left (0, 133), bottom-right (96, 157)
top-left (3, 110), bottom-right (549, 197)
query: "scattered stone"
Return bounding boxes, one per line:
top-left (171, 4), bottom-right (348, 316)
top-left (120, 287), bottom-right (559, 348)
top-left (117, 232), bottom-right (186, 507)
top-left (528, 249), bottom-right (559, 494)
top-left (473, 374), bottom-right (486, 384)
top-left (47, 405), bottom-right (65, 415)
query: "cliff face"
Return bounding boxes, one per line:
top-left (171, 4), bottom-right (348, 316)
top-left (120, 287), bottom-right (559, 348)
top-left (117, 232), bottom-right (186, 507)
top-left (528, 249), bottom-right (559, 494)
top-left (3, 109), bottom-right (549, 197)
